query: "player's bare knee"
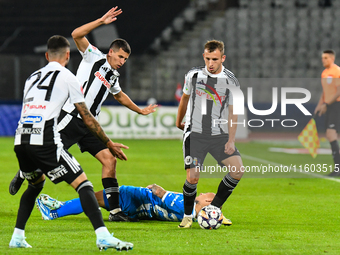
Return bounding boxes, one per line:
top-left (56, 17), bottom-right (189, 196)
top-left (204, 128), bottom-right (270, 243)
top-left (186, 177), bottom-right (199, 184)
top-left (229, 167), bottom-right (244, 180)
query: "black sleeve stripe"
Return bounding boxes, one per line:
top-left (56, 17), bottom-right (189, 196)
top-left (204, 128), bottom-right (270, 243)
top-left (224, 68), bottom-right (240, 87)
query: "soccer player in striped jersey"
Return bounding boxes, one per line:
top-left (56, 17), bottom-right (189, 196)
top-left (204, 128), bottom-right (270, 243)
top-left (314, 50), bottom-right (340, 176)
top-left (176, 40), bottom-right (244, 228)
top-left (9, 7), bottom-right (157, 222)
top-left (35, 184), bottom-right (232, 225)
top-left (9, 35), bottom-right (132, 250)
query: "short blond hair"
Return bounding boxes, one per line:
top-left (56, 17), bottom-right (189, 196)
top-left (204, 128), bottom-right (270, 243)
top-left (204, 40), bottom-right (224, 55)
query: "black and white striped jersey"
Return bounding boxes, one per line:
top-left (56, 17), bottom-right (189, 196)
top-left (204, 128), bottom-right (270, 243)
top-left (14, 62), bottom-right (85, 146)
top-left (182, 65), bottom-right (240, 136)
top-left (60, 44), bottom-right (121, 129)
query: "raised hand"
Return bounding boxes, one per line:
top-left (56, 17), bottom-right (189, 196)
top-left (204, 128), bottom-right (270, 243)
top-left (100, 6), bottom-right (123, 25)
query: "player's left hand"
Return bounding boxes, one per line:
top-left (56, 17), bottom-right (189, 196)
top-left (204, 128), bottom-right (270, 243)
top-left (100, 6), bottom-right (123, 24)
top-left (140, 104), bottom-right (158, 115)
top-left (318, 103), bottom-right (327, 116)
top-left (107, 141), bottom-right (129, 161)
top-left (224, 141), bottom-right (235, 155)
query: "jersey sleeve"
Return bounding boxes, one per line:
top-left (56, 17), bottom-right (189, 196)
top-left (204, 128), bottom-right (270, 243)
top-left (79, 44), bottom-right (105, 63)
top-left (228, 76), bottom-right (240, 106)
top-left (66, 72), bottom-right (85, 104)
top-left (109, 78), bottom-right (122, 95)
top-left (183, 72), bottom-right (193, 95)
top-left (161, 191), bottom-right (183, 214)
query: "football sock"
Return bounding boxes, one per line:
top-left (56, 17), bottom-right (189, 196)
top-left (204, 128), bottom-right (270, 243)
top-left (102, 178), bottom-right (120, 213)
top-left (211, 173), bottom-right (239, 208)
top-left (330, 140), bottom-right (340, 171)
top-left (76, 180), bottom-right (104, 230)
top-left (15, 181), bottom-right (44, 230)
top-left (56, 198), bottom-right (84, 218)
top-left (13, 228), bottom-right (25, 237)
top-left (183, 180), bottom-right (197, 216)
top-left (95, 226), bottom-right (110, 236)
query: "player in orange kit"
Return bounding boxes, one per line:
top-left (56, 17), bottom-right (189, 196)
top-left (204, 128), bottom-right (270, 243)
top-left (314, 50), bottom-right (340, 176)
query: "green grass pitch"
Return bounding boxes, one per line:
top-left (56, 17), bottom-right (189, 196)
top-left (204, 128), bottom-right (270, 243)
top-left (1, 136), bottom-right (340, 254)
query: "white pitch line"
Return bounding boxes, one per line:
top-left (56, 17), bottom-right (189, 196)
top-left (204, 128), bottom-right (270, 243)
top-left (242, 154), bottom-right (340, 183)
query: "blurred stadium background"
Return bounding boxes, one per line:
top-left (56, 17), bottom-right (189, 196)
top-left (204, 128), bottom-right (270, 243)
top-left (0, 0), bottom-right (337, 138)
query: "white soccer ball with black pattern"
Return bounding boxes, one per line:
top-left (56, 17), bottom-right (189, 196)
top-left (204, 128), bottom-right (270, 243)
top-left (197, 205), bottom-right (223, 230)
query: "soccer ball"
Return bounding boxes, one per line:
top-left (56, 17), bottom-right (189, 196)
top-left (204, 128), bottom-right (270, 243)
top-left (197, 205), bottom-right (223, 230)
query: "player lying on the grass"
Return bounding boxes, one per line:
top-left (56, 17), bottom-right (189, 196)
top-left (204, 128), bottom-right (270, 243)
top-left (35, 184), bottom-right (232, 225)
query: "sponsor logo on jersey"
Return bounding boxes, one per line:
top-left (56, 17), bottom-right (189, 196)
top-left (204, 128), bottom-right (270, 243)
top-left (95, 71), bottom-right (111, 89)
top-left (23, 104), bottom-right (46, 113)
top-left (20, 115), bottom-right (43, 124)
top-left (47, 165), bottom-right (68, 182)
top-left (195, 89), bottom-right (226, 103)
top-left (196, 80), bottom-right (223, 106)
top-left (16, 127), bottom-right (42, 135)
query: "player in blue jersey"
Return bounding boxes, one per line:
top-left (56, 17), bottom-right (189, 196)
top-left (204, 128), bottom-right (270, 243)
top-left (35, 184), bottom-right (232, 225)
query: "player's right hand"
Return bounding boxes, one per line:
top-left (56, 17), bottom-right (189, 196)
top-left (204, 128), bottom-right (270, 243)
top-left (100, 6), bottom-right (123, 24)
top-left (107, 141), bottom-right (129, 161)
top-left (176, 122), bottom-right (185, 130)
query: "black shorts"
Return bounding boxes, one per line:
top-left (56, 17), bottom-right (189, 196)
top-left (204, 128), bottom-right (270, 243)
top-left (59, 111), bottom-right (107, 157)
top-left (14, 144), bottom-right (83, 184)
top-left (183, 132), bottom-right (241, 169)
top-left (325, 101), bottom-right (340, 131)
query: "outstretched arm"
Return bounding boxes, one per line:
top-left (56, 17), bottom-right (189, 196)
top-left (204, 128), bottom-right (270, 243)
top-left (113, 91), bottom-right (157, 115)
top-left (74, 102), bottom-right (128, 160)
top-left (71, 7), bottom-right (122, 53)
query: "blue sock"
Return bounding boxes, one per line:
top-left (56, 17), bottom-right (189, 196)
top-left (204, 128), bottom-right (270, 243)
top-left (54, 198), bottom-right (84, 218)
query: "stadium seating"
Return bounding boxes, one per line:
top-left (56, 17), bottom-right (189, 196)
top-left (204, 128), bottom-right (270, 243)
top-left (129, 0), bottom-right (339, 102)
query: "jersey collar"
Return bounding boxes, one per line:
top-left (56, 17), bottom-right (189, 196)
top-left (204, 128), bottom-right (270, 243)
top-left (102, 58), bottom-right (120, 77)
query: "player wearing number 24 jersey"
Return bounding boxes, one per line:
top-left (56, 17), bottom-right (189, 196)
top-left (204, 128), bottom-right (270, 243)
top-left (10, 35), bottom-right (132, 251)
top-left (15, 60), bottom-right (83, 146)
top-left (9, 7), bottom-right (157, 223)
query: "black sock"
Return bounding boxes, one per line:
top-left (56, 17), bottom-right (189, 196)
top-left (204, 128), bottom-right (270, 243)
top-left (15, 181), bottom-right (44, 230)
top-left (102, 178), bottom-right (120, 211)
top-left (183, 180), bottom-right (197, 216)
top-left (76, 180), bottom-right (105, 230)
top-left (211, 173), bottom-right (239, 208)
top-left (330, 140), bottom-right (340, 171)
